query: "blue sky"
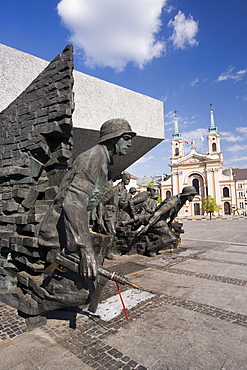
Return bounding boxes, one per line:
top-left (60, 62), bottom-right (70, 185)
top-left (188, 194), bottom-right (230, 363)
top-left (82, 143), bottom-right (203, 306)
top-left (1, 0), bottom-right (247, 177)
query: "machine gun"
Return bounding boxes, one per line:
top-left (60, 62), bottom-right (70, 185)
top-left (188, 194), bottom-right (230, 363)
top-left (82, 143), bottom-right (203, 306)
top-left (44, 251), bottom-right (140, 289)
top-left (43, 251), bottom-right (142, 313)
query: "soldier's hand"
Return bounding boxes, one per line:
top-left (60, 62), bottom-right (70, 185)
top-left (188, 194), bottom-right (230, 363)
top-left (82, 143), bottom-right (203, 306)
top-left (79, 248), bottom-right (98, 280)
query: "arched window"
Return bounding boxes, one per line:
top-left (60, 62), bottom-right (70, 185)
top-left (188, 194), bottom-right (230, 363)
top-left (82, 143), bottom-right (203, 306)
top-left (175, 148), bottom-right (179, 156)
top-left (192, 178), bottom-right (199, 194)
top-left (212, 142), bottom-right (217, 152)
top-left (166, 190), bottom-right (171, 199)
top-left (223, 187), bottom-right (230, 197)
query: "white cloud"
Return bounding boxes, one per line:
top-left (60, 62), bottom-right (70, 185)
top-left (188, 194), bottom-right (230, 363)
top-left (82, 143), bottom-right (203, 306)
top-left (227, 144), bottom-right (247, 153)
top-left (165, 110), bottom-right (176, 125)
top-left (160, 94), bottom-right (169, 102)
top-left (181, 128), bottom-right (208, 144)
top-left (217, 66), bottom-right (247, 82)
top-left (220, 131), bottom-right (245, 142)
top-left (190, 78), bottom-right (199, 87)
top-left (163, 4), bottom-right (175, 14)
top-left (224, 156), bottom-right (247, 164)
top-left (57, 0), bottom-right (167, 71)
top-left (165, 112), bottom-right (199, 132)
top-left (236, 127), bottom-right (247, 135)
top-left (168, 10), bottom-right (199, 50)
top-left (236, 95), bottom-right (247, 101)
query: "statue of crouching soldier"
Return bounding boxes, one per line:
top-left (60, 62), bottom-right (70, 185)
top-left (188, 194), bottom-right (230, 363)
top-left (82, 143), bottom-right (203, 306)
top-left (120, 186), bottom-right (157, 226)
top-left (136, 186), bottom-right (197, 255)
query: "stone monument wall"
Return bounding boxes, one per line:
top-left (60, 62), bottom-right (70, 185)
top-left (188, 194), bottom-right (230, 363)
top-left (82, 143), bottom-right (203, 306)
top-left (0, 43), bottom-right (165, 180)
top-left (0, 45), bottom-right (74, 266)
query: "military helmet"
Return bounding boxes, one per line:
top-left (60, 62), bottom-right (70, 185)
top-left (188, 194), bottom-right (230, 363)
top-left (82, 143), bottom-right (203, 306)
top-left (181, 186), bottom-right (197, 196)
top-left (99, 118), bottom-right (136, 143)
top-left (129, 187), bottom-right (137, 194)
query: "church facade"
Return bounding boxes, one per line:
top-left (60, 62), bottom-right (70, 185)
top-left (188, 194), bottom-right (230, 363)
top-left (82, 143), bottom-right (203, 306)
top-left (159, 106), bottom-right (247, 217)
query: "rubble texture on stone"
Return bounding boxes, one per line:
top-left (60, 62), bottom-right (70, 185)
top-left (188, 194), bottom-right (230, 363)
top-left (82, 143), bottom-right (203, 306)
top-left (0, 45), bottom-right (74, 294)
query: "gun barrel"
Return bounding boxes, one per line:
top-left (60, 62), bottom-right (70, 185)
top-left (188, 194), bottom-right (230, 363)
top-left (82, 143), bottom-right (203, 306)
top-left (98, 266), bottom-right (141, 289)
top-left (127, 281), bottom-right (141, 289)
top-left (44, 252), bottom-right (141, 289)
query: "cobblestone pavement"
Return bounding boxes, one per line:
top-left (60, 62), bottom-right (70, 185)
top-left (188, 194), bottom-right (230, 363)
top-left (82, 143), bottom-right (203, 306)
top-left (0, 219), bottom-right (247, 369)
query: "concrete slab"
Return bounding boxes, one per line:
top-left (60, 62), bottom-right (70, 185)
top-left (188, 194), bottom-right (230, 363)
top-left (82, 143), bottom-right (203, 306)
top-left (127, 267), bottom-right (247, 316)
top-left (103, 304), bottom-right (247, 369)
top-left (224, 245), bottom-right (247, 253)
top-left (0, 329), bottom-right (92, 370)
top-left (96, 289), bottom-right (155, 321)
top-left (170, 259), bottom-right (247, 280)
top-left (200, 250), bottom-right (247, 263)
top-left (1, 219), bottom-right (247, 369)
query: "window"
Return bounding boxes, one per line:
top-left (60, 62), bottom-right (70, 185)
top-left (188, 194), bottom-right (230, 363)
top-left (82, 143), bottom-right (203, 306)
top-left (239, 202), bottom-right (244, 209)
top-left (238, 183), bottom-right (243, 188)
top-left (212, 143), bottom-right (217, 152)
top-left (192, 178), bottom-right (199, 194)
top-left (223, 187), bottom-right (230, 197)
top-left (175, 148), bottom-right (179, 156)
top-left (238, 192), bottom-right (244, 198)
top-left (166, 190), bottom-right (171, 199)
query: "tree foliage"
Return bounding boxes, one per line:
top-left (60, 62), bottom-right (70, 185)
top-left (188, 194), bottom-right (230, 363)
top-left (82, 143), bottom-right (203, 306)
top-left (202, 195), bottom-right (220, 218)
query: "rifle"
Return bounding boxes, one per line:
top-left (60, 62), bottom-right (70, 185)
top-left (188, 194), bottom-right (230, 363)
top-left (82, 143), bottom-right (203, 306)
top-left (135, 198), bottom-right (175, 237)
top-left (120, 213), bottom-right (152, 227)
top-left (43, 251), bottom-right (142, 313)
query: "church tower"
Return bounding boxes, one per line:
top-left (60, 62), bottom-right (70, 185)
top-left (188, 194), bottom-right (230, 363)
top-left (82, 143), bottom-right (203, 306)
top-left (208, 104), bottom-right (221, 155)
top-left (171, 111), bottom-right (184, 160)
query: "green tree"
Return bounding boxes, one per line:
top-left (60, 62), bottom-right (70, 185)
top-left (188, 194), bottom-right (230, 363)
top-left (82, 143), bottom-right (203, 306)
top-left (202, 195), bottom-right (220, 219)
top-left (155, 196), bottom-right (162, 204)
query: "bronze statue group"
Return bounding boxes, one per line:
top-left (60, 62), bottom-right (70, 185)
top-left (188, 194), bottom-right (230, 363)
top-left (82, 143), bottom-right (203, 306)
top-left (12, 118), bottom-right (197, 316)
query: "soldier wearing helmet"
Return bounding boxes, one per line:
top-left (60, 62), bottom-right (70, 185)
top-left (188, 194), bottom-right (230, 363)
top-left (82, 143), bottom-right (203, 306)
top-left (129, 187), bottom-right (137, 195)
top-left (96, 171), bottom-right (131, 260)
top-left (136, 186), bottom-right (197, 253)
top-left (38, 118), bottom-right (135, 280)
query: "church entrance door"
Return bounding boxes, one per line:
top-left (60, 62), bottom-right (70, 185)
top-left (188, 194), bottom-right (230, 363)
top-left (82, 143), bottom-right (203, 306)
top-left (194, 203), bottom-right (200, 215)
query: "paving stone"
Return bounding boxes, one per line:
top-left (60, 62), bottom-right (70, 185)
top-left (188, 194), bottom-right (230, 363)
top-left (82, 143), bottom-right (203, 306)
top-left (1, 220), bottom-right (247, 369)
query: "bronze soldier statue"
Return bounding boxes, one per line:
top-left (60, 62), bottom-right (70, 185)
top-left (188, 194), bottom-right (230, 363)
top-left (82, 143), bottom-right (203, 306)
top-left (126, 187), bottom-right (138, 202)
top-left (120, 186), bottom-right (156, 222)
top-left (96, 172), bottom-right (131, 259)
top-left (136, 186), bottom-right (197, 251)
top-left (38, 118), bottom-right (136, 280)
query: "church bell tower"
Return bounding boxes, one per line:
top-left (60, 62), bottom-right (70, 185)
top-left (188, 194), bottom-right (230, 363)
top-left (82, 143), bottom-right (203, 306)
top-left (208, 104), bottom-right (221, 155)
top-left (171, 111), bottom-right (184, 160)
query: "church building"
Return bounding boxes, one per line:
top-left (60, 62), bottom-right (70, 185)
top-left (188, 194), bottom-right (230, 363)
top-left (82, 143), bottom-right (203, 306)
top-left (159, 106), bottom-right (247, 217)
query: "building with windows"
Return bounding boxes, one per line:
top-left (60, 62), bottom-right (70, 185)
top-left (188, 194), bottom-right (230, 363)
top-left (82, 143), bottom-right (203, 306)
top-left (159, 106), bottom-right (247, 216)
top-left (132, 106), bottom-right (247, 217)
